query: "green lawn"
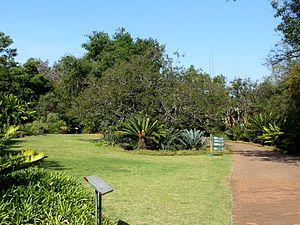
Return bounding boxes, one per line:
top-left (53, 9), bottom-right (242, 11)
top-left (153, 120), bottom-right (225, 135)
top-left (12, 134), bottom-right (232, 225)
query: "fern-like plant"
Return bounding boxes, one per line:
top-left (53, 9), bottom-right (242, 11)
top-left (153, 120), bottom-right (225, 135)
top-left (120, 116), bottom-right (164, 149)
top-left (179, 129), bottom-right (205, 150)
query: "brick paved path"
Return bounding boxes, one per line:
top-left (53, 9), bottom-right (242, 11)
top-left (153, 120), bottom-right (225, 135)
top-left (228, 142), bottom-right (300, 225)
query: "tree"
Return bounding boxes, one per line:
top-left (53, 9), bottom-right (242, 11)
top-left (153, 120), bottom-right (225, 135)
top-left (255, 75), bottom-right (289, 115)
top-left (72, 55), bottom-right (163, 127)
top-left (161, 66), bottom-right (228, 132)
top-left (286, 62), bottom-right (300, 106)
top-left (0, 31), bottom-right (17, 67)
top-left (225, 78), bottom-right (258, 127)
top-left (0, 58), bottom-right (52, 103)
top-left (270, 0), bottom-right (300, 64)
top-left (56, 55), bottom-right (90, 100)
top-left (81, 28), bottom-right (164, 77)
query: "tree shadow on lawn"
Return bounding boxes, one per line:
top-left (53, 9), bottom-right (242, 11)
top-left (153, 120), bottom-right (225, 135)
top-left (234, 148), bottom-right (300, 166)
top-left (39, 160), bottom-right (70, 171)
top-left (78, 138), bottom-right (102, 144)
top-left (117, 220), bottom-right (130, 225)
top-left (0, 139), bottom-right (25, 155)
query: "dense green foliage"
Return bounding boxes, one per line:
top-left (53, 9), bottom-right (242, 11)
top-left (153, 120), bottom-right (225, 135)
top-left (1, 10), bottom-right (300, 154)
top-left (0, 125), bottom-right (19, 148)
top-left (0, 59), bottom-right (52, 104)
top-left (0, 31), bottom-right (17, 67)
top-left (0, 93), bottom-right (35, 132)
top-left (0, 167), bottom-right (114, 225)
top-left (271, 0), bottom-right (300, 63)
top-left (22, 113), bottom-right (67, 135)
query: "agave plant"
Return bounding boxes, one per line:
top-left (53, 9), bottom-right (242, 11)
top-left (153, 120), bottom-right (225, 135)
top-left (179, 129), bottom-right (205, 150)
top-left (120, 116), bottom-right (164, 149)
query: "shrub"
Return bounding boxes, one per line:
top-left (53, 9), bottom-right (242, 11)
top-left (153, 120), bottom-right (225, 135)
top-left (247, 112), bottom-right (279, 143)
top-left (22, 120), bottom-right (48, 135)
top-left (46, 113), bottom-right (67, 133)
top-left (83, 120), bottom-right (100, 134)
top-left (22, 113), bottom-right (67, 135)
top-left (0, 167), bottom-right (114, 225)
top-left (258, 122), bottom-right (284, 145)
top-left (159, 128), bottom-right (181, 150)
top-left (0, 93), bottom-right (35, 132)
top-left (179, 129), bottom-right (205, 150)
top-left (225, 123), bottom-right (247, 141)
top-left (103, 130), bottom-right (121, 145)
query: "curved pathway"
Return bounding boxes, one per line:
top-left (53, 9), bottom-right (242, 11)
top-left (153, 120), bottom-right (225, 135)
top-left (228, 142), bottom-right (300, 225)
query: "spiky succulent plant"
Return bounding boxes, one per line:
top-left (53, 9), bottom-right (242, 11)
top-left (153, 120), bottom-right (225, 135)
top-left (179, 129), bottom-right (205, 150)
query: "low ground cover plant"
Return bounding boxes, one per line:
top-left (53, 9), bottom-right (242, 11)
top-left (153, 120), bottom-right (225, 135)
top-left (0, 167), bottom-right (114, 225)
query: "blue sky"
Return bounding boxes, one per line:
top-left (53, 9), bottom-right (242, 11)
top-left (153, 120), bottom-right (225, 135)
top-left (1, 0), bottom-right (280, 81)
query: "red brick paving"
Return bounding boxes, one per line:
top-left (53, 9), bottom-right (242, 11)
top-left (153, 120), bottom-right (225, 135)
top-left (228, 142), bottom-right (300, 225)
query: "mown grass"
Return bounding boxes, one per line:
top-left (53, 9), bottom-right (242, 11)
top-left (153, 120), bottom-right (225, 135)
top-left (11, 134), bottom-right (232, 225)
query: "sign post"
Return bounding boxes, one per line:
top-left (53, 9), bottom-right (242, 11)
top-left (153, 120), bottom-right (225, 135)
top-left (210, 135), bottom-right (225, 156)
top-left (84, 175), bottom-right (113, 225)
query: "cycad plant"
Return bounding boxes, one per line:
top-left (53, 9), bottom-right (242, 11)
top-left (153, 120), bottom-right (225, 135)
top-left (179, 129), bottom-right (205, 150)
top-left (120, 116), bottom-right (164, 149)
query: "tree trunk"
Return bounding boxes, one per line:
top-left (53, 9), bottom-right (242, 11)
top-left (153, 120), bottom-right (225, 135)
top-left (137, 137), bottom-right (146, 149)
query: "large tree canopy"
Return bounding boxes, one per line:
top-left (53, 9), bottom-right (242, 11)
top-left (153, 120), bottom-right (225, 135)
top-left (271, 0), bottom-right (300, 63)
top-left (0, 58), bottom-right (52, 104)
top-left (81, 28), bottom-right (164, 77)
top-left (0, 32), bottom-right (17, 67)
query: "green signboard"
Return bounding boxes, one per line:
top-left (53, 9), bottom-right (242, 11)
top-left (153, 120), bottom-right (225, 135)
top-left (210, 135), bottom-right (225, 153)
